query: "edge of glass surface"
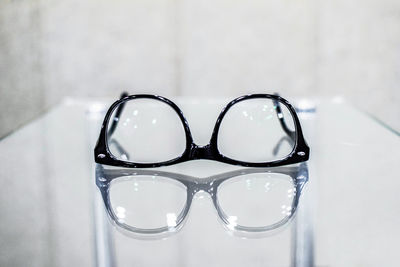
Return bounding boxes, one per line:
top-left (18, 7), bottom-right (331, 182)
top-left (364, 111), bottom-right (400, 137)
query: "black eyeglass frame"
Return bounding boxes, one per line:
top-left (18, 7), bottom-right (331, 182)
top-left (94, 94), bottom-right (310, 168)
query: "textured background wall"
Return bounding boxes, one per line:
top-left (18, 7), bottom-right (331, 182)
top-left (1, 0), bottom-right (399, 138)
top-left (0, 1), bottom-right (45, 138)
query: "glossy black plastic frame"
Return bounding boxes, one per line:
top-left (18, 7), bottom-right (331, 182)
top-left (94, 94), bottom-right (310, 168)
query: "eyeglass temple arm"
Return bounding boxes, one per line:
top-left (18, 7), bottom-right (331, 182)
top-left (106, 92), bottom-right (130, 159)
top-left (272, 93), bottom-right (296, 156)
top-left (107, 92), bottom-right (129, 137)
top-left (272, 136), bottom-right (294, 156)
top-left (108, 138), bottom-right (130, 160)
top-left (273, 93), bottom-right (296, 140)
top-left (296, 162), bottom-right (309, 190)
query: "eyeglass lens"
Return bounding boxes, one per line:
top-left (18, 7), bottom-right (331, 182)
top-left (106, 99), bottom-right (186, 163)
top-left (217, 98), bottom-right (296, 162)
top-left (109, 175), bottom-right (187, 229)
top-left (217, 172), bottom-right (296, 228)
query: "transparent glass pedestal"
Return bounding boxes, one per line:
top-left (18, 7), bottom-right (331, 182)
top-left (88, 98), bottom-right (316, 267)
top-left (1, 96), bottom-right (398, 267)
top-left (88, 97), bottom-right (400, 267)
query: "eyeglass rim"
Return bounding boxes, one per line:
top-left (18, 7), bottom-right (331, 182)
top-left (94, 93), bottom-right (310, 168)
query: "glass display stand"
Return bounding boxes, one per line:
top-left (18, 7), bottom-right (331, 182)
top-left (0, 97), bottom-right (399, 267)
top-left (88, 98), bottom-right (316, 267)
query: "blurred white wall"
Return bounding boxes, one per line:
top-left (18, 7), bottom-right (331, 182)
top-left (1, 0), bottom-right (399, 137)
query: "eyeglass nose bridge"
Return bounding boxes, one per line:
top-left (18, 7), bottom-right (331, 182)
top-left (189, 144), bottom-right (215, 160)
top-left (189, 179), bottom-right (217, 201)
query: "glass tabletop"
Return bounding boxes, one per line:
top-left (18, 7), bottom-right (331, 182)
top-left (0, 97), bottom-right (399, 267)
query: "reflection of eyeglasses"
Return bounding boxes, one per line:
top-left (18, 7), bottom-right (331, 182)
top-left (94, 93), bottom-right (310, 168)
top-left (96, 163), bottom-right (308, 237)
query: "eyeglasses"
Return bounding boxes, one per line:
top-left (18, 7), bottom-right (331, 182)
top-left (94, 93), bottom-right (310, 168)
top-left (96, 163), bottom-right (308, 237)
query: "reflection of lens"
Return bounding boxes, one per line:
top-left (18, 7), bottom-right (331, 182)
top-left (217, 98), bottom-right (296, 162)
top-left (217, 173), bottom-right (296, 228)
top-left (106, 99), bottom-right (186, 163)
top-left (109, 176), bottom-right (187, 229)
